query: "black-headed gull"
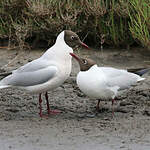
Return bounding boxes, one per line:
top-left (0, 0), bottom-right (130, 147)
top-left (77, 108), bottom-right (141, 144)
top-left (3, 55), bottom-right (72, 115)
top-left (70, 53), bottom-right (149, 115)
top-left (0, 30), bottom-right (89, 117)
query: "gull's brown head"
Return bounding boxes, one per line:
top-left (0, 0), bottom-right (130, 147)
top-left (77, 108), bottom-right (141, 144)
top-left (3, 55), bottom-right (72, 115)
top-left (70, 53), bottom-right (96, 71)
top-left (64, 30), bottom-right (89, 49)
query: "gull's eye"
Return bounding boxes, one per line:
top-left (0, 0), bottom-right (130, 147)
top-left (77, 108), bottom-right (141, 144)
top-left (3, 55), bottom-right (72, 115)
top-left (83, 59), bottom-right (88, 65)
top-left (71, 36), bottom-right (78, 40)
top-left (71, 36), bottom-right (75, 40)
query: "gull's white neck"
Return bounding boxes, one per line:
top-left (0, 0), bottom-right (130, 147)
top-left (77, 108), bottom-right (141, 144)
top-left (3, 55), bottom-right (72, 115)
top-left (55, 31), bottom-right (65, 43)
top-left (42, 31), bottom-right (73, 59)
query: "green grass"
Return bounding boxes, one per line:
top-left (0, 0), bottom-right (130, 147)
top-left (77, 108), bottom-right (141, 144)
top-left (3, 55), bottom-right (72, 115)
top-left (0, 0), bottom-right (149, 49)
top-left (128, 0), bottom-right (150, 49)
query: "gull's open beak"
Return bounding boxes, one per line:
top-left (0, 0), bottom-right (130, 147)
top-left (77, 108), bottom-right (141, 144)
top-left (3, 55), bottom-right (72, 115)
top-left (70, 53), bottom-right (81, 62)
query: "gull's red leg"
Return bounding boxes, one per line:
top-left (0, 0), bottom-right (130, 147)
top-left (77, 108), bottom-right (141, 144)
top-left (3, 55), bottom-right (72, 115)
top-left (96, 99), bottom-right (100, 111)
top-left (112, 99), bottom-right (115, 116)
top-left (39, 93), bottom-right (43, 117)
top-left (45, 92), bottom-right (50, 114)
top-left (45, 92), bottom-right (61, 115)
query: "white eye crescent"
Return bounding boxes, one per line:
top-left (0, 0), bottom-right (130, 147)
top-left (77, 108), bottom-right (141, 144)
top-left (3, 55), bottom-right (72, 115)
top-left (83, 59), bottom-right (88, 64)
top-left (71, 36), bottom-right (75, 40)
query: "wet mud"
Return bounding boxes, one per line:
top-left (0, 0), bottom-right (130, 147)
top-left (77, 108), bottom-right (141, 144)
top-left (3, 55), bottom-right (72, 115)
top-left (0, 48), bottom-right (150, 150)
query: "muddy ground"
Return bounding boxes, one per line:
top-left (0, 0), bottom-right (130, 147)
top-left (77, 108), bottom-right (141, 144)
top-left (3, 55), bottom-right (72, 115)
top-left (0, 47), bottom-right (150, 150)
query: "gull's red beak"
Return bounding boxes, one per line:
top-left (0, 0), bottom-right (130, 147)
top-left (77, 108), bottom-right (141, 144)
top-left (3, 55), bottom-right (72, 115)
top-left (70, 53), bottom-right (81, 62)
top-left (80, 41), bottom-right (89, 49)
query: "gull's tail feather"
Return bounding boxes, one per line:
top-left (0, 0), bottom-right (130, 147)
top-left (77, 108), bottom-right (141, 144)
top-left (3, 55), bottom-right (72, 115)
top-left (137, 77), bottom-right (145, 82)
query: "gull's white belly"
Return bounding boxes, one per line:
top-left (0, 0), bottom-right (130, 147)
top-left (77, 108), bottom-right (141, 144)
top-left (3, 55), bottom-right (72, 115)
top-left (77, 72), bottom-right (116, 100)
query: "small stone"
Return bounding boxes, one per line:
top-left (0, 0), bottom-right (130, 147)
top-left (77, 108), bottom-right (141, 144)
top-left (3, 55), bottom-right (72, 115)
top-left (143, 109), bottom-right (150, 116)
top-left (5, 108), bottom-right (19, 113)
top-left (120, 101), bottom-right (132, 106)
top-left (116, 107), bottom-right (128, 113)
top-left (8, 145), bottom-right (12, 149)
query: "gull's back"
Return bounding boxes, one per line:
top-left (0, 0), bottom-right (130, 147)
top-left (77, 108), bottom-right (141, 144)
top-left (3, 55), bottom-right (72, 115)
top-left (99, 67), bottom-right (145, 90)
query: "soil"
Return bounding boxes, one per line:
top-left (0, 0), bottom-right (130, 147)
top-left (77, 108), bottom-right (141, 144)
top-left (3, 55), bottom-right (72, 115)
top-left (0, 47), bottom-right (150, 150)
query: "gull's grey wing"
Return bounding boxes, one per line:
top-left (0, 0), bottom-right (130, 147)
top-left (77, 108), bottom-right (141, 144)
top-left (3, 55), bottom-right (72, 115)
top-left (1, 66), bottom-right (58, 87)
top-left (100, 67), bottom-right (143, 90)
top-left (13, 58), bottom-right (51, 73)
top-left (100, 67), bottom-right (127, 78)
top-left (106, 74), bottom-right (139, 90)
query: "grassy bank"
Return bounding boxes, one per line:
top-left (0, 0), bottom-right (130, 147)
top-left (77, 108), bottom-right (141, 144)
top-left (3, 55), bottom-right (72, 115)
top-left (0, 0), bottom-right (150, 49)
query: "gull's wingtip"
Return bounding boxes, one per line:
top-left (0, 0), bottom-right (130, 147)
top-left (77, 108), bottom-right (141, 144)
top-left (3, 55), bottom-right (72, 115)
top-left (0, 85), bottom-right (10, 89)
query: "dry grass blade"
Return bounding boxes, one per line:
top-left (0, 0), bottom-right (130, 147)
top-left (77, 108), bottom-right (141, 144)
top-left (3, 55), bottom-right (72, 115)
top-left (0, 0), bottom-right (149, 49)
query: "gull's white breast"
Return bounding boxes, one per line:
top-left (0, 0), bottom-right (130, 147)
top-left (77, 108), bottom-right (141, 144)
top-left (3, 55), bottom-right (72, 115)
top-left (77, 65), bottom-right (117, 100)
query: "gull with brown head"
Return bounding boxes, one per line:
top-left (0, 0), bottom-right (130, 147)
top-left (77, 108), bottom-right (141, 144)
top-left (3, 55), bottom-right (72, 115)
top-left (0, 30), bottom-right (89, 117)
top-left (70, 53), bottom-right (148, 115)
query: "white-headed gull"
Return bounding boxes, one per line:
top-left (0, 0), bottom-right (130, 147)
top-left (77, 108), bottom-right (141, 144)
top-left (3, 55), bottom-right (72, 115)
top-left (0, 30), bottom-right (89, 117)
top-left (70, 53), bottom-right (149, 115)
